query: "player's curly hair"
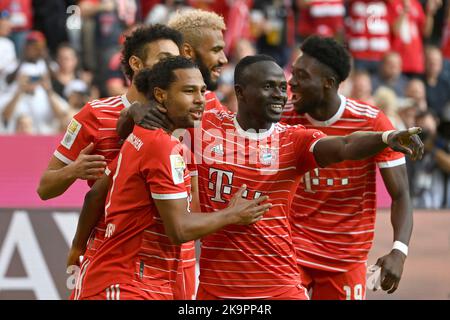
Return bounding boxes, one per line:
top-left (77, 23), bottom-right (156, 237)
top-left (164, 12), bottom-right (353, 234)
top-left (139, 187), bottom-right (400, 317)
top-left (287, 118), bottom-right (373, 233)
top-left (300, 35), bottom-right (351, 84)
top-left (121, 24), bottom-right (183, 80)
top-left (134, 56), bottom-right (198, 100)
top-left (168, 9), bottom-right (226, 47)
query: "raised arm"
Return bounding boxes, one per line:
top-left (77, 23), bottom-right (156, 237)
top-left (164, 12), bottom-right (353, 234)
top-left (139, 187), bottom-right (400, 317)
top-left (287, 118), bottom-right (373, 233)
top-left (154, 185), bottom-right (271, 244)
top-left (313, 128), bottom-right (424, 168)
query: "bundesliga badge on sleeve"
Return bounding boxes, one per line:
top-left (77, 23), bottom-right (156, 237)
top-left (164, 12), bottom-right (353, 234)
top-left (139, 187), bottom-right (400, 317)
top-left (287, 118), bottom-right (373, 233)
top-left (170, 154), bottom-right (186, 185)
top-left (258, 145), bottom-right (277, 166)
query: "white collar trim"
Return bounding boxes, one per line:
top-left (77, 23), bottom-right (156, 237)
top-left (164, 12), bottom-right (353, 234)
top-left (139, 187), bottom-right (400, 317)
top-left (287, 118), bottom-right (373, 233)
top-left (121, 94), bottom-right (132, 108)
top-left (233, 116), bottom-right (275, 141)
top-left (305, 94), bottom-right (346, 127)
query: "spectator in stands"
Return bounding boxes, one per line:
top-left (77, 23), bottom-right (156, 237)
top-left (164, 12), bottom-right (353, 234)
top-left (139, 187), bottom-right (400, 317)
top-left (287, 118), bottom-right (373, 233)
top-left (51, 43), bottom-right (81, 99)
top-left (295, 0), bottom-right (345, 40)
top-left (405, 78), bottom-right (428, 112)
top-left (442, 1), bottom-right (450, 62)
top-left (397, 97), bottom-right (418, 128)
top-left (0, 10), bottom-right (16, 93)
top-left (32, 0), bottom-right (74, 56)
top-left (145, 0), bottom-right (189, 25)
top-left (388, 0), bottom-right (441, 77)
top-left (217, 38), bottom-right (256, 112)
top-left (346, 0), bottom-right (391, 74)
top-left (371, 51), bottom-right (408, 96)
top-left (15, 113), bottom-right (34, 134)
top-left (408, 109), bottom-right (450, 208)
top-left (0, 32), bottom-right (69, 134)
top-left (79, 0), bottom-right (137, 96)
top-left (350, 70), bottom-right (375, 105)
top-left (0, 0), bottom-right (33, 54)
top-left (60, 79), bottom-right (90, 132)
top-left (224, 0), bottom-right (252, 57)
top-left (424, 45), bottom-right (450, 117)
top-left (374, 86), bottom-right (406, 129)
top-left (252, 0), bottom-right (295, 68)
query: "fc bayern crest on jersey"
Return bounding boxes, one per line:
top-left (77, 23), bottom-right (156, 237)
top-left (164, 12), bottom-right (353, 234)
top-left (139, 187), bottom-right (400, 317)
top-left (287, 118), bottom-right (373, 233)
top-left (259, 145), bottom-right (277, 166)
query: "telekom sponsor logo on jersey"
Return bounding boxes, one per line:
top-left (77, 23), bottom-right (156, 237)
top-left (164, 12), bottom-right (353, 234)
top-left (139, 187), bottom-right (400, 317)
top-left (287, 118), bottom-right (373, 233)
top-left (170, 127), bottom-right (281, 175)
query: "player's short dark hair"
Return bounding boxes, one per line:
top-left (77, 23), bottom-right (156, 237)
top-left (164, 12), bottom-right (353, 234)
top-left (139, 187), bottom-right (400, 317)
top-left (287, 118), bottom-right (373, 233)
top-left (234, 54), bottom-right (277, 86)
top-left (121, 24), bottom-right (183, 80)
top-left (300, 35), bottom-right (351, 84)
top-left (134, 56), bottom-right (198, 100)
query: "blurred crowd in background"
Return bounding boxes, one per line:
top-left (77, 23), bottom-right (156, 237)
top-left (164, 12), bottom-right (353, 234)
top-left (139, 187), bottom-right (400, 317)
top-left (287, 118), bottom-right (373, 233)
top-left (0, 0), bottom-right (449, 208)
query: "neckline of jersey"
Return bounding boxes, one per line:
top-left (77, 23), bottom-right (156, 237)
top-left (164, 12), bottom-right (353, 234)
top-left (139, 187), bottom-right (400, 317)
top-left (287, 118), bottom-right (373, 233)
top-left (232, 116), bottom-right (275, 141)
top-left (305, 94), bottom-right (346, 127)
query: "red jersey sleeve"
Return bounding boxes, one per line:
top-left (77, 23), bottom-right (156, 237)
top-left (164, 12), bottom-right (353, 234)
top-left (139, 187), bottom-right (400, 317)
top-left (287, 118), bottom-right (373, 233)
top-left (292, 126), bottom-right (327, 175)
top-left (373, 111), bottom-right (406, 168)
top-left (54, 103), bottom-right (98, 164)
top-left (142, 135), bottom-right (188, 200)
top-left (205, 91), bottom-right (226, 111)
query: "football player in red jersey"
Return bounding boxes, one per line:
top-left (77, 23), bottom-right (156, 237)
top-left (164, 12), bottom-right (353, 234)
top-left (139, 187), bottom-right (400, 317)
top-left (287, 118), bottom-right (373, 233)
top-left (36, 25), bottom-right (184, 298)
top-left (71, 57), bottom-right (271, 300)
top-left (284, 35), bottom-right (417, 299)
top-left (191, 54), bottom-right (423, 300)
top-left (114, 9), bottom-right (229, 299)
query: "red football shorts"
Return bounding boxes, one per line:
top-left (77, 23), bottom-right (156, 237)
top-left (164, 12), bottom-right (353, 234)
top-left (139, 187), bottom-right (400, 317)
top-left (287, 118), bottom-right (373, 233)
top-left (299, 263), bottom-right (367, 300)
top-left (77, 283), bottom-right (174, 300)
top-left (173, 263), bottom-right (196, 300)
top-left (196, 284), bottom-right (309, 300)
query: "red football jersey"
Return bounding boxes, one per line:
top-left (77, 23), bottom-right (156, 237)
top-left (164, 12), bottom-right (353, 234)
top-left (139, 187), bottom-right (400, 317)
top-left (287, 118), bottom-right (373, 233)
top-left (346, 0), bottom-right (391, 61)
top-left (298, 0), bottom-right (345, 37)
top-left (387, 0), bottom-right (426, 73)
top-left (75, 127), bottom-right (192, 299)
top-left (281, 95), bottom-right (405, 272)
top-left (441, 20), bottom-right (450, 60)
top-left (205, 90), bottom-right (226, 111)
top-left (55, 95), bottom-right (130, 262)
top-left (193, 110), bottom-right (326, 298)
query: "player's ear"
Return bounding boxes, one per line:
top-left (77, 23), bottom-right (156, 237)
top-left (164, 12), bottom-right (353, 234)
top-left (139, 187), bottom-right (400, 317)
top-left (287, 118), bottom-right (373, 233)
top-left (129, 55), bottom-right (143, 74)
top-left (234, 84), bottom-right (244, 100)
top-left (153, 87), bottom-right (168, 112)
top-left (323, 76), bottom-right (335, 90)
top-left (182, 43), bottom-right (195, 59)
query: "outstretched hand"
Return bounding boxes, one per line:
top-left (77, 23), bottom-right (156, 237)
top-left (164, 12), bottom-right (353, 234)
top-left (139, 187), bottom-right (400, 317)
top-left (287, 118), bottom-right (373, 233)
top-left (386, 127), bottom-right (424, 161)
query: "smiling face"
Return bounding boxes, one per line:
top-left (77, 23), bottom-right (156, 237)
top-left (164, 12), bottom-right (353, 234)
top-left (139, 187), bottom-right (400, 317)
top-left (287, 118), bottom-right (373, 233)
top-left (236, 60), bottom-right (288, 124)
top-left (159, 68), bottom-right (206, 129)
top-left (191, 28), bottom-right (228, 91)
top-left (288, 53), bottom-right (329, 114)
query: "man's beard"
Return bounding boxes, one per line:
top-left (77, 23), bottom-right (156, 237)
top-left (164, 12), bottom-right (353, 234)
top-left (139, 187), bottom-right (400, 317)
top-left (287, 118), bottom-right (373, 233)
top-left (196, 55), bottom-right (218, 91)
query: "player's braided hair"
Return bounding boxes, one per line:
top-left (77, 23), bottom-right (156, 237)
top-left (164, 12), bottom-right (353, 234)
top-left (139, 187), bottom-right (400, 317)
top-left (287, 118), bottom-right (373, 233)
top-left (121, 24), bottom-right (183, 80)
top-left (300, 35), bottom-right (351, 84)
top-left (134, 56), bottom-right (198, 100)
